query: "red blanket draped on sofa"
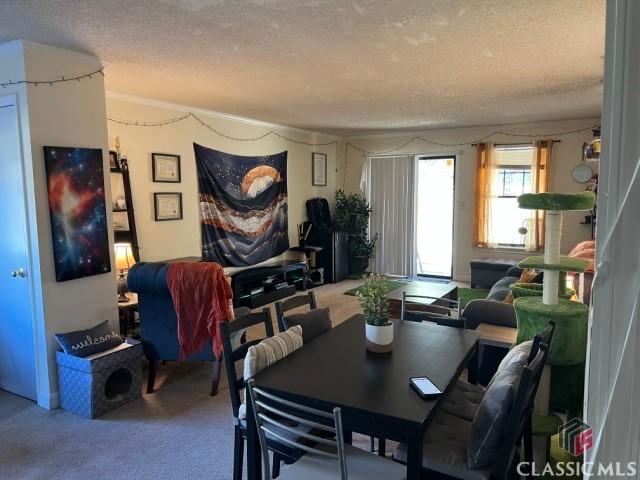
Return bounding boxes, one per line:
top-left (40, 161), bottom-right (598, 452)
top-left (167, 262), bottom-right (233, 360)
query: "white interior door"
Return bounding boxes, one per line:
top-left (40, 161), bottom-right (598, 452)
top-left (0, 95), bottom-right (37, 400)
top-left (415, 156), bottom-right (456, 278)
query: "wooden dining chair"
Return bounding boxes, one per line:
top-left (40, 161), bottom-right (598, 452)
top-left (220, 308), bottom-right (283, 480)
top-left (393, 340), bottom-right (551, 479)
top-left (246, 379), bottom-right (406, 480)
top-left (274, 291), bottom-right (317, 333)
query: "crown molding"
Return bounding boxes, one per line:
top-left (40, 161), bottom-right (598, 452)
top-left (105, 91), bottom-right (340, 141)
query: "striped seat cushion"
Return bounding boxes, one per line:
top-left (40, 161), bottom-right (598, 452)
top-left (239, 326), bottom-right (303, 419)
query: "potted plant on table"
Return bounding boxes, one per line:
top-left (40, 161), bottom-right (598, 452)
top-left (356, 275), bottom-right (393, 353)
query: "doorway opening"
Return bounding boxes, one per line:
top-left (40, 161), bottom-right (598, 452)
top-left (415, 155), bottom-right (456, 278)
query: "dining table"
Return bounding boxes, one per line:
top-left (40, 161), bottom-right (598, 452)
top-left (246, 314), bottom-right (479, 480)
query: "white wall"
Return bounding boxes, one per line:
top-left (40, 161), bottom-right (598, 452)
top-left (0, 40), bottom-right (116, 409)
top-left (106, 94), bottom-right (339, 272)
top-left (339, 118), bottom-right (600, 281)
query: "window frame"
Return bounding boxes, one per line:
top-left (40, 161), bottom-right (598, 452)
top-left (490, 145), bottom-right (535, 249)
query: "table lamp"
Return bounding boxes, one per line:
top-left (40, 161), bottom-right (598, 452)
top-left (114, 243), bottom-right (136, 303)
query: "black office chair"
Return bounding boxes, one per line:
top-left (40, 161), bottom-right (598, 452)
top-left (274, 291), bottom-right (317, 333)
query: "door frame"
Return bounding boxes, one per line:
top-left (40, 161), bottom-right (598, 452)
top-left (413, 154), bottom-right (457, 280)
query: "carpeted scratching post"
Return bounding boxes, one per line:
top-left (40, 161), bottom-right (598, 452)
top-left (512, 192), bottom-right (595, 417)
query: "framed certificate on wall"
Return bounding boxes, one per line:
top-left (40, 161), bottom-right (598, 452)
top-left (152, 153), bottom-right (181, 183)
top-left (312, 152), bottom-right (327, 186)
top-left (154, 192), bottom-right (183, 221)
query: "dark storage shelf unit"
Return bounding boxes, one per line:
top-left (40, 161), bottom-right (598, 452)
top-left (230, 262), bottom-right (306, 309)
top-left (110, 156), bottom-right (140, 262)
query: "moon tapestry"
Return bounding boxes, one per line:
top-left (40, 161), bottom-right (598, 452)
top-left (194, 143), bottom-right (289, 266)
top-left (44, 146), bottom-right (111, 282)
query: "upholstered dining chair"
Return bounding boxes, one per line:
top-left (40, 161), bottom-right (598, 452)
top-left (438, 321), bottom-right (556, 466)
top-left (393, 331), bottom-right (551, 479)
top-left (274, 291), bottom-right (317, 333)
top-left (246, 379), bottom-right (407, 480)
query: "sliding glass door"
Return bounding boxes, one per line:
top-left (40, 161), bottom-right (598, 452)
top-left (415, 156), bottom-right (456, 278)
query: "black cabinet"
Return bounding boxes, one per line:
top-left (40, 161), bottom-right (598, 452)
top-left (307, 230), bottom-right (349, 283)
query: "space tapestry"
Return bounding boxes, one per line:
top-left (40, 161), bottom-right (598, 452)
top-left (44, 146), bottom-right (111, 282)
top-left (194, 143), bottom-right (289, 266)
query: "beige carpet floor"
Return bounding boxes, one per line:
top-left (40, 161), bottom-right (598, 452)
top-left (0, 279), bottom-right (372, 480)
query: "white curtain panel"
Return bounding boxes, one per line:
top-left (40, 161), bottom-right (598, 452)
top-left (362, 155), bottom-right (415, 276)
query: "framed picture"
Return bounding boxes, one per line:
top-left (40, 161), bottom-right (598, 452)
top-left (44, 146), bottom-right (111, 281)
top-left (109, 150), bottom-right (119, 170)
top-left (154, 192), bottom-right (183, 221)
top-left (312, 152), bottom-right (327, 186)
top-left (152, 153), bottom-right (181, 183)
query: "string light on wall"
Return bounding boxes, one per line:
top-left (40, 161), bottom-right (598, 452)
top-left (344, 124), bottom-right (601, 155)
top-left (107, 109), bottom-right (599, 152)
top-left (107, 112), bottom-right (339, 148)
top-left (0, 68), bottom-right (105, 88)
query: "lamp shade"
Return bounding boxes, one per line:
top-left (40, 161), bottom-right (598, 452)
top-left (114, 243), bottom-right (136, 270)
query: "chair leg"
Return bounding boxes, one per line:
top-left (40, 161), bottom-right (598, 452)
top-left (272, 452), bottom-right (281, 478)
top-left (233, 429), bottom-right (244, 480)
top-left (369, 435), bottom-right (375, 452)
top-left (378, 438), bottom-right (386, 457)
top-left (146, 359), bottom-right (158, 394)
top-left (211, 358), bottom-right (222, 396)
top-left (523, 413), bottom-right (533, 465)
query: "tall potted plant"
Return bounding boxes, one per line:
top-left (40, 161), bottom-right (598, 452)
top-left (334, 190), bottom-right (377, 277)
top-left (356, 275), bottom-right (393, 353)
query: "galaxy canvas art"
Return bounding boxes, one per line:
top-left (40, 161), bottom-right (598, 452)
top-left (194, 143), bottom-right (289, 266)
top-left (44, 146), bottom-right (111, 282)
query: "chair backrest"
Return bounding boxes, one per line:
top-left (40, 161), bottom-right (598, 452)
top-left (274, 291), bottom-right (317, 333)
top-left (246, 379), bottom-right (347, 480)
top-left (220, 308), bottom-right (274, 419)
top-left (493, 342), bottom-right (549, 478)
top-left (528, 320), bottom-right (556, 363)
top-left (401, 292), bottom-right (462, 327)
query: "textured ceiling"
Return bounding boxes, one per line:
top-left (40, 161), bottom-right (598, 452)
top-left (0, 0), bottom-right (605, 135)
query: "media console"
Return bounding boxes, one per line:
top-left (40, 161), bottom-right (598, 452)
top-left (229, 261), bottom-right (307, 309)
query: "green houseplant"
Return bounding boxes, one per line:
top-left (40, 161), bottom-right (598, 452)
top-left (334, 190), bottom-right (377, 277)
top-left (356, 275), bottom-right (393, 352)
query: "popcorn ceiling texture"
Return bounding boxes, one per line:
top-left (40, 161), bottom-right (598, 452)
top-left (0, 0), bottom-right (604, 135)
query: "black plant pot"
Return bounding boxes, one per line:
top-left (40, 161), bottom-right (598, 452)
top-left (350, 256), bottom-right (370, 276)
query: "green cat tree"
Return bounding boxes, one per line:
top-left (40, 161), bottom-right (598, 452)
top-left (513, 191), bottom-right (595, 417)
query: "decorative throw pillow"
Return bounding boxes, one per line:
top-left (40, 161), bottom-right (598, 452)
top-left (239, 325), bottom-right (304, 419)
top-left (283, 307), bottom-right (332, 343)
top-left (467, 341), bottom-right (531, 469)
top-left (54, 320), bottom-right (123, 357)
top-left (492, 341), bottom-right (533, 385)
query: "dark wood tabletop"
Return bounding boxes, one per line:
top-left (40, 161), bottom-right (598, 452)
top-left (247, 314), bottom-right (479, 480)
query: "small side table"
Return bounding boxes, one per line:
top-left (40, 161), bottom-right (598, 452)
top-left (118, 293), bottom-right (139, 338)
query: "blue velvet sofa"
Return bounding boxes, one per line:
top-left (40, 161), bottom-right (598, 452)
top-left (128, 261), bottom-right (248, 395)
